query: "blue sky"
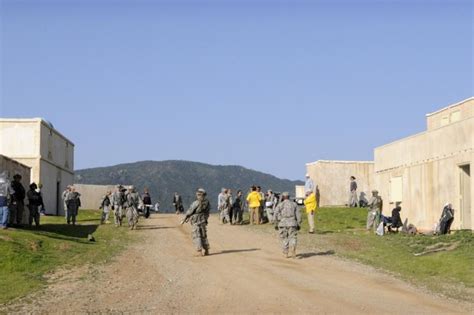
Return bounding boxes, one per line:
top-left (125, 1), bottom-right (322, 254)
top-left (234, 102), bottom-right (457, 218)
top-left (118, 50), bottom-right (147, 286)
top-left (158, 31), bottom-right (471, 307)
top-left (0, 0), bottom-right (472, 180)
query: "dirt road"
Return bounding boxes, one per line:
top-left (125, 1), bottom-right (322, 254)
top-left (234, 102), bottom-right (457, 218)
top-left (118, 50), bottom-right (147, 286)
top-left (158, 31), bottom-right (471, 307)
top-left (3, 214), bottom-right (472, 314)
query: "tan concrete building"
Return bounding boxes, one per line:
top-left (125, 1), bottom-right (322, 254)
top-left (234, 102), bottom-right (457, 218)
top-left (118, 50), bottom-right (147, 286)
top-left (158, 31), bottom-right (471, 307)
top-left (0, 118), bottom-right (74, 215)
top-left (375, 97), bottom-right (473, 230)
top-left (306, 160), bottom-right (375, 207)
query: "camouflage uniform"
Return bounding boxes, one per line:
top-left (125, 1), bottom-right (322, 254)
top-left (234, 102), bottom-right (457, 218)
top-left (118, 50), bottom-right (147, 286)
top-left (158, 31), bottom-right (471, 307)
top-left (183, 189), bottom-right (211, 255)
top-left (367, 191), bottom-right (383, 231)
top-left (111, 187), bottom-right (125, 227)
top-left (274, 196), bottom-right (302, 258)
top-left (265, 192), bottom-right (278, 223)
top-left (99, 193), bottom-right (112, 224)
top-left (62, 188), bottom-right (70, 219)
top-left (65, 191), bottom-right (81, 225)
top-left (220, 193), bottom-right (231, 224)
top-left (126, 188), bottom-right (143, 230)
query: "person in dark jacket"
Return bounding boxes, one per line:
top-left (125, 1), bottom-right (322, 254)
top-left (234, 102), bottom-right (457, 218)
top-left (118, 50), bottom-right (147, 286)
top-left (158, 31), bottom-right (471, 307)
top-left (173, 192), bottom-right (183, 214)
top-left (388, 202), bottom-right (403, 232)
top-left (439, 203), bottom-right (454, 235)
top-left (142, 189), bottom-right (152, 219)
top-left (232, 190), bottom-right (244, 225)
top-left (27, 183), bottom-right (42, 228)
top-left (10, 174), bottom-right (26, 227)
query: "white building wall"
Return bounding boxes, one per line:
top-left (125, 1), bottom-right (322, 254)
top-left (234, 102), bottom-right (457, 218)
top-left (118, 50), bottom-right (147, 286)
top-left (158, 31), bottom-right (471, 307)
top-left (0, 118), bottom-right (74, 215)
top-left (306, 161), bottom-right (375, 206)
top-left (375, 98), bottom-right (473, 230)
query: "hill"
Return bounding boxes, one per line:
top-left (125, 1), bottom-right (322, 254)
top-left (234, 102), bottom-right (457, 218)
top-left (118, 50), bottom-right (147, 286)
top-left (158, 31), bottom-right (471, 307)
top-left (74, 160), bottom-right (303, 212)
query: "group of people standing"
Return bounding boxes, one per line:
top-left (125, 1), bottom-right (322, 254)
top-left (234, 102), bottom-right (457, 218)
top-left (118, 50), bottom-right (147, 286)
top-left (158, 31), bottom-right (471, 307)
top-left (97, 185), bottom-right (153, 230)
top-left (0, 173), bottom-right (46, 229)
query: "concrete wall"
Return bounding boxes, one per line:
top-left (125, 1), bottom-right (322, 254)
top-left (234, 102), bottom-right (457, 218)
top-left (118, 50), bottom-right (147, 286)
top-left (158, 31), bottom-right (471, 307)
top-left (375, 98), bottom-right (473, 230)
top-left (74, 184), bottom-right (132, 210)
top-left (74, 184), bottom-right (117, 210)
top-left (427, 97), bottom-right (473, 131)
top-left (295, 185), bottom-right (305, 199)
top-left (0, 118), bottom-right (74, 215)
top-left (306, 161), bottom-right (375, 206)
top-left (0, 155), bottom-right (31, 184)
top-left (0, 155), bottom-right (31, 224)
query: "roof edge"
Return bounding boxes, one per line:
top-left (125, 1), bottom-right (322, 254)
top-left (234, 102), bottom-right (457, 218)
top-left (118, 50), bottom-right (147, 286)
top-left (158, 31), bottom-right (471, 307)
top-left (306, 160), bottom-right (374, 166)
top-left (426, 97), bottom-right (474, 117)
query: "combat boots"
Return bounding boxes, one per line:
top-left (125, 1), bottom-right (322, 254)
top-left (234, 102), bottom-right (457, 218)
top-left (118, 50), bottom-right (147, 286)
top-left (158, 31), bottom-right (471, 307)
top-left (291, 246), bottom-right (297, 259)
top-left (203, 249), bottom-right (209, 256)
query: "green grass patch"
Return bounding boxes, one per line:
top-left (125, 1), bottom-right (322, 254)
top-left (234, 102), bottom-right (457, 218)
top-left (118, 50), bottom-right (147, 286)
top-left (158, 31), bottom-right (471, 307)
top-left (251, 207), bottom-right (474, 301)
top-left (0, 210), bottom-right (134, 304)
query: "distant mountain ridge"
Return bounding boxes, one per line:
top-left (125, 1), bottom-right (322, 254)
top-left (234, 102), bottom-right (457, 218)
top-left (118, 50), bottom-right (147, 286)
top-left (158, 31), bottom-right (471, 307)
top-left (75, 160), bottom-right (303, 212)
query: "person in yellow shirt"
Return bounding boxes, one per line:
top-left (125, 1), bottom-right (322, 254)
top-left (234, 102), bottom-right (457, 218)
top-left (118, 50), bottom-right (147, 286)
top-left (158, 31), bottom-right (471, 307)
top-left (304, 191), bottom-right (317, 234)
top-left (246, 186), bottom-right (262, 225)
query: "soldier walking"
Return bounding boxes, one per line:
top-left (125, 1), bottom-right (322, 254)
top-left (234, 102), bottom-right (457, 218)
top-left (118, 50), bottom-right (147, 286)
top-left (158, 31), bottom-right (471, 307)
top-left (181, 188), bottom-right (211, 256)
top-left (111, 185), bottom-right (126, 227)
top-left (367, 190), bottom-right (383, 231)
top-left (274, 192), bottom-right (302, 258)
top-left (65, 187), bottom-right (81, 225)
top-left (125, 186), bottom-right (143, 230)
top-left (99, 190), bottom-right (112, 224)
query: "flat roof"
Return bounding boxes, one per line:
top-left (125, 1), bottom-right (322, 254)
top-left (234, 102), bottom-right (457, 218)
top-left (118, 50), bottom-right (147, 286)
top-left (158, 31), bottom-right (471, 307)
top-left (306, 160), bottom-right (374, 166)
top-left (0, 117), bottom-right (75, 146)
top-left (426, 96), bottom-right (473, 117)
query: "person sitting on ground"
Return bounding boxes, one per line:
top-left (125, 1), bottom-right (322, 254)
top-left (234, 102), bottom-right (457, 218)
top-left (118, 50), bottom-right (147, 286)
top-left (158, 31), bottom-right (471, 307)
top-left (438, 203), bottom-right (454, 235)
top-left (359, 192), bottom-right (368, 208)
top-left (389, 202), bottom-right (403, 233)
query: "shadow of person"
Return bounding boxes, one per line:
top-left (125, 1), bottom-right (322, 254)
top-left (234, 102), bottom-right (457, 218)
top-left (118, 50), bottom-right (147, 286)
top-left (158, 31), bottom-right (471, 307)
top-left (297, 250), bottom-right (336, 259)
top-left (208, 248), bottom-right (260, 256)
top-left (37, 223), bottom-right (99, 239)
top-left (137, 226), bottom-right (176, 230)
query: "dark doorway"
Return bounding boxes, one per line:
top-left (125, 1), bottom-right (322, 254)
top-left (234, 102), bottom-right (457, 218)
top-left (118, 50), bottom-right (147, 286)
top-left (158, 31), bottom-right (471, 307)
top-left (459, 164), bottom-right (471, 229)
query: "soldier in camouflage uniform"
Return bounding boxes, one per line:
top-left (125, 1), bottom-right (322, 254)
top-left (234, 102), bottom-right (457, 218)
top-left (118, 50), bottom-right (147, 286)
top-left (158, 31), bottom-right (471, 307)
top-left (274, 192), bottom-right (302, 258)
top-left (125, 186), bottom-right (143, 230)
top-left (181, 188), bottom-right (211, 256)
top-left (65, 187), bottom-right (81, 225)
top-left (111, 185), bottom-right (126, 227)
top-left (367, 190), bottom-right (383, 231)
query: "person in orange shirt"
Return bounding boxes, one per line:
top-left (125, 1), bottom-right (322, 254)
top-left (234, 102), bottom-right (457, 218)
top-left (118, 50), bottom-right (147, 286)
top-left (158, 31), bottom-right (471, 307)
top-left (246, 186), bottom-right (262, 225)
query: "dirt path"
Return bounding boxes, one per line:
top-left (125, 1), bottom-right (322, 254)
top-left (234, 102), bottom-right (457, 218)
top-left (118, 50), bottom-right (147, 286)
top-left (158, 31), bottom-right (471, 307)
top-left (3, 214), bottom-right (472, 314)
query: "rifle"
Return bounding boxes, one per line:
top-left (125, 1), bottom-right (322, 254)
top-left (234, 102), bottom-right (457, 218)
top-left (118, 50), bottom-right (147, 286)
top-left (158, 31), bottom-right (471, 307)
top-left (180, 201), bottom-right (200, 225)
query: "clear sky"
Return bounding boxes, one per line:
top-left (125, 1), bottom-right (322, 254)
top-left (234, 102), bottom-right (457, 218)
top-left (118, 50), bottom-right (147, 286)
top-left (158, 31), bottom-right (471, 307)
top-left (0, 0), bottom-right (472, 180)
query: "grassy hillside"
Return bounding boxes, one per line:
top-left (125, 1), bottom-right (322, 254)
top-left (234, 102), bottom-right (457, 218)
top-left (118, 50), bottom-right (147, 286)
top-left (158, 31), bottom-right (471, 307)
top-left (75, 160), bottom-right (303, 211)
